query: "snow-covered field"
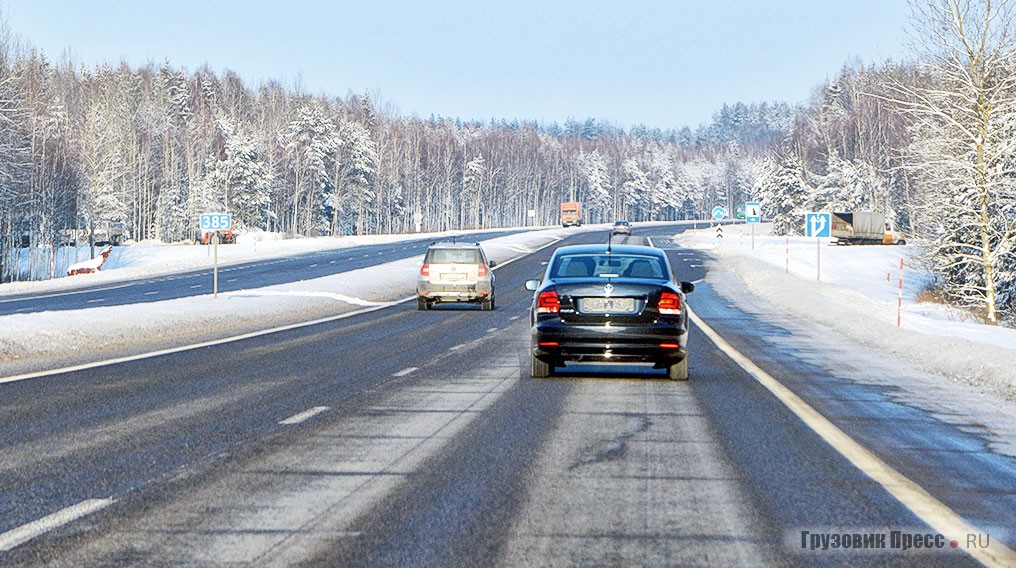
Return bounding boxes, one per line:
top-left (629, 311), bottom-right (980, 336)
top-left (676, 223), bottom-right (1016, 456)
top-left (3, 221), bottom-right (1013, 455)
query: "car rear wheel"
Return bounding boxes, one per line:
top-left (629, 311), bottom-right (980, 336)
top-left (667, 357), bottom-right (689, 381)
top-left (531, 355), bottom-right (553, 378)
top-left (481, 297), bottom-right (494, 311)
top-left (417, 297), bottom-right (430, 311)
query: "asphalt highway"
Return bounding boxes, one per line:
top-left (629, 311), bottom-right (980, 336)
top-left (0, 224), bottom-right (1010, 567)
top-left (0, 229), bottom-right (530, 316)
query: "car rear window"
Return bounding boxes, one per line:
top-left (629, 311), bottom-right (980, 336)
top-left (551, 254), bottom-right (665, 279)
top-left (425, 248), bottom-right (483, 264)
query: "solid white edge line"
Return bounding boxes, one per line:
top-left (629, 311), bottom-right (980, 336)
top-left (0, 233), bottom-right (565, 386)
top-left (0, 283), bottom-right (134, 304)
top-left (0, 498), bottom-right (114, 552)
top-left (279, 406), bottom-right (330, 425)
top-left (0, 302), bottom-right (396, 386)
top-left (392, 367), bottom-right (418, 377)
top-left (688, 307), bottom-right (1016, 568)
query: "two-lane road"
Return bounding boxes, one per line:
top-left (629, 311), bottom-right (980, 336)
top-left (0, 223), bottom-right (1011, 567)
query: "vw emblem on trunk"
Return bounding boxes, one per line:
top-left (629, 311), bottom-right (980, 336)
top-left (603, 283), bottom-right (614, 296)
top-left (450, 265), bottom-right (457, 271)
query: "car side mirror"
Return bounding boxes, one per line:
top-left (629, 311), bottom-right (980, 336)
top-left (489, 260), bottom-right (497, 267)
top-left (680, 281), bottom-right (695, 294)
top-left (524, 279), bottom-right (540, 291)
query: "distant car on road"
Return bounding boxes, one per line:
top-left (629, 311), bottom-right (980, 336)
top-left (417, 241), bottom-right (496, 310)
top-left (611, 220), bottom-right (632, 235)
top-left (525, 244), bottom-right (694, 380)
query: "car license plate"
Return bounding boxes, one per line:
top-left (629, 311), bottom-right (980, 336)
top-left (442, 273), bottom-right (466, 282)
top-left (580, 297), bottom-right (635, 313)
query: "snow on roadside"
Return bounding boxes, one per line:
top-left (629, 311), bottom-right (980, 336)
top-left (0, 226), bottom-right (583, 378)
top-left (0, 226), bottom-right (558, 297)
top-left (676, 223), bottom-right (1016, 455)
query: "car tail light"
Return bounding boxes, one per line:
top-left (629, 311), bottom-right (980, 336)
top-left (537, 290), bottom-right (560, 314)
top-left (420, 264), bottom-right (430, 277)
top-left (538, 341), bottom-right (559, 347)
top-left (477, 263), bottom-right (488, 277)
top-left (659, 343), bottom-right (680, 349)
top-left (658, 291), bottom-right (681, 314)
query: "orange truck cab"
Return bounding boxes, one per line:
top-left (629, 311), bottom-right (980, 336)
top-left (561, 202), bottom-right (582, 227)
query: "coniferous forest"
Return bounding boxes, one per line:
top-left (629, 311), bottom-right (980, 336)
top-left (1, 0), bottom-right (1014, 324)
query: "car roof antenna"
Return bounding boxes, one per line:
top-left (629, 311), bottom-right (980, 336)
top-left (606, 233), bottom-right (612, 254)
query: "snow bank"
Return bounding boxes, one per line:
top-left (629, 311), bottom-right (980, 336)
top-left (0, 226), bottom-right (559, 297)
top-left (676, 223), bottom-right (1016, 454)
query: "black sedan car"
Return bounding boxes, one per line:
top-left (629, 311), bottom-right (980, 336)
top-left (525, 244), bottom-right (695, 380)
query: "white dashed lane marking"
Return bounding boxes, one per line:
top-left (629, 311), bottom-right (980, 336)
top-left (279, 406), bottom-right (330, 425)
top-left (0, 498), bottom-right (114, 552)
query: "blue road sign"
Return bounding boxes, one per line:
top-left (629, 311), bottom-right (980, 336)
top-left (200, 213), bottom-right (232, 232)
top-left (711, 206), bottom-right (728, 220)
top-left (745, 201), bottom-right (761, 223)
top-left (805, 212), bottom-right (831, 237)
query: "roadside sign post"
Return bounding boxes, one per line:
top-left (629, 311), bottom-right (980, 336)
top-left (804, 212), bottom-right (831, 281)
top-left (212, 231), bottom-right (220, 298)
top-left (745, 201), bottom-right (761, 250)
top-left (711, 206), bottom-right (728, 245)
top-left (200, 213), bottom-right (232, 299)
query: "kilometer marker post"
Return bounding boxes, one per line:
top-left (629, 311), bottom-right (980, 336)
top-left (213, 231), bottom-right (219, 299)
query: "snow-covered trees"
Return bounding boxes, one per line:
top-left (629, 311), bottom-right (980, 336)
top-left (618, 158), bottom-right (648, 219)
top-left (576, 151), bottom-right (612, 223)
top-left (75, 66), bottom-right (130, 248)
top-left (202, 118), bottom-right (272, 230)
top-left (285, 104), bottom-right (340, 235)
top-left (889, 0), bottom-right (1016, 325)
top-left (332, 119), bottom-right (377, 234)
top-left (754, 152), bottom-right (809, 236)
top-left (3, 14), bottom-right (795, 282)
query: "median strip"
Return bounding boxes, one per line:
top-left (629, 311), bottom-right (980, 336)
top-left (688, 307), bottom-right (1016, 568)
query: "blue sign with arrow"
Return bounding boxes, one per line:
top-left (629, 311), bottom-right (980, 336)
top-left (805, 213), bottom-right (831, 237)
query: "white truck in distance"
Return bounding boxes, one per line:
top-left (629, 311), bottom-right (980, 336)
top-left (830, 211), bottom-right (906, 245)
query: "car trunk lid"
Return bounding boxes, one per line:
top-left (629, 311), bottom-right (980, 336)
top-left (552, 281), bottom-right (665, 324)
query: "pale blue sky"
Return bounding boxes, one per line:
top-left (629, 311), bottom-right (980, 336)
top-left (4, 0), bottom-right (912, 129)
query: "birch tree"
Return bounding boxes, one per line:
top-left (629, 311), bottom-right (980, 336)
top-left (619, 157), bottom-right (648, 220)
top-left (337, 119), bottom-right (376, 234)
top-left (889, 0), bottom-right (1016, 324)
top-left (577, 150), bottom-right (612, 223)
